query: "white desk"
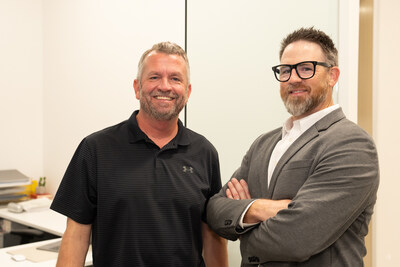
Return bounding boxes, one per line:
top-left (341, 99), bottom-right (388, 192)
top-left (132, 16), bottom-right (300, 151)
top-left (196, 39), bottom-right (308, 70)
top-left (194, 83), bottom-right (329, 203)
top-left (0, 238), bottom-right (93, 266)
top-left (0, 207), bottom-right (92, 266)
top-left (0, 207), bottom-right (66, 236)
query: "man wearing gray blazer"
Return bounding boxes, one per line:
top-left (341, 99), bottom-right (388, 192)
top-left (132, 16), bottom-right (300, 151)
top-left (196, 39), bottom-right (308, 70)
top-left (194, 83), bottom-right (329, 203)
top-left (206, 27), bottom-right (379, 266)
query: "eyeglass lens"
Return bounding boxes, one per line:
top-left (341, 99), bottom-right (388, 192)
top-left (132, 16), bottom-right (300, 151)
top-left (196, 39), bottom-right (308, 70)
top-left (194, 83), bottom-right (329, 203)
top-left (276, 62), bottom-right (315, 81)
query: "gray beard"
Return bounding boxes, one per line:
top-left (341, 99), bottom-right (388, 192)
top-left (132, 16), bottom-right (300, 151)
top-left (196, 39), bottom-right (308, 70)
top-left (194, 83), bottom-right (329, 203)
top-left (139, 90), bottom-right (187, 121)
top-left (283, 92), bottom-right (326, 117)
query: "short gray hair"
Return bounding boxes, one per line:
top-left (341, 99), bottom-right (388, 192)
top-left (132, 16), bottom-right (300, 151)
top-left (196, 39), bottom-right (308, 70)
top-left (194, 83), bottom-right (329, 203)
top-left (136, 42), bottom-right (190, 84)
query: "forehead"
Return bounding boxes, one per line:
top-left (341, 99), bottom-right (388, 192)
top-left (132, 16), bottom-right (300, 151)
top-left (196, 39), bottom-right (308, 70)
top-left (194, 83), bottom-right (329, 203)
top-left (143, 51), bottom-right (187, 74)
top-left (280, 40), bottom-right (325, 64)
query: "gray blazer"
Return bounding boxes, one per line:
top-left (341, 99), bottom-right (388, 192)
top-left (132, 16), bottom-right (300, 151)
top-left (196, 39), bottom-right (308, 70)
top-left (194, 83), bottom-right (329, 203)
top-left (207, 108), bottom-right (379, 266)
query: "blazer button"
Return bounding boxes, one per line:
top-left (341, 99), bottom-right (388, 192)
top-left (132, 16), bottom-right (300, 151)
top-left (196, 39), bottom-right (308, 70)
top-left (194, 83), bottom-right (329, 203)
top-left (224, 220), bottom-right (232, 226)
top-left (248, 256), bottom-right (260, 263)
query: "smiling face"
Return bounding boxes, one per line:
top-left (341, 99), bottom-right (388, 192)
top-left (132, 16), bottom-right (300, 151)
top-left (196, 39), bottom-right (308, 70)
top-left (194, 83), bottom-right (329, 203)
top-left (280, 40), bottom-right (339, 120)
top-left (133, 51), bottom-right (191, 121)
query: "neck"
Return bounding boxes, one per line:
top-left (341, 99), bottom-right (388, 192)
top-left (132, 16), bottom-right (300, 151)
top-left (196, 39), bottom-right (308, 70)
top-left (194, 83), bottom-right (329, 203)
top-left (136, 111), bottom-right (179, 148)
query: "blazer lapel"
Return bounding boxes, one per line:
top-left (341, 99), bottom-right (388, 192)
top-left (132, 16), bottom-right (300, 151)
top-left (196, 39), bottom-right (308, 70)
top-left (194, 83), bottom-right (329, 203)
top-left (266, 128), bottom-right (319, 198)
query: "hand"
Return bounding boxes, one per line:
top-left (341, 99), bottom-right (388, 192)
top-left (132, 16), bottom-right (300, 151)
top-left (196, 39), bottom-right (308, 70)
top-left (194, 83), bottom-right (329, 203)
top-left (243, 199), bottom-right (291, 223)
top-left (226, 178), bottom-right (251, 200)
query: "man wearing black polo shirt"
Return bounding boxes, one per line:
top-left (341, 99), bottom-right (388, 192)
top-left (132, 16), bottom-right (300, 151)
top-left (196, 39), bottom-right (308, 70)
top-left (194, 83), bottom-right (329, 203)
top-left (51, 42), bottom-right (228, 267)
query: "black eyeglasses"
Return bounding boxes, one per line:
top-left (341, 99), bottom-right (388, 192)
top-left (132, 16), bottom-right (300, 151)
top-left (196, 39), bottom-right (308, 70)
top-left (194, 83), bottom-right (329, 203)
top-left (272, 61), bottom-right (332, 82)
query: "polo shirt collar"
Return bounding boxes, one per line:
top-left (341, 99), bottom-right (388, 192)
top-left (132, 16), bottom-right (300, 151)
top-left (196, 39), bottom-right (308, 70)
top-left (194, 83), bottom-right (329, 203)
top-left (128, 110), bottom-right (190, 146)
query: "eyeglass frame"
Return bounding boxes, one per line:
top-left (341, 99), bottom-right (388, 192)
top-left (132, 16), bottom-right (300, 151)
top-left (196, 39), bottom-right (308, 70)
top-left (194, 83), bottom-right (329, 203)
top-left (271, 61), bottom-right (332, 82)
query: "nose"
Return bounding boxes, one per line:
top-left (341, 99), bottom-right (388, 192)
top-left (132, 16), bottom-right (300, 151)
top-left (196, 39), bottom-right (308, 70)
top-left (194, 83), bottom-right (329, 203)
top-left (159, 77), bottom-right (172, 90)
top-left (289, 68), bottom-right (302, 83)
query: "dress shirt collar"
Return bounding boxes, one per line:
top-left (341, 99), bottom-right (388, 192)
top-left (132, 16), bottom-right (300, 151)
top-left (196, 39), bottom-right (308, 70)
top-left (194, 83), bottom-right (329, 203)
top-left (282, 104), bottom-right (340, 138)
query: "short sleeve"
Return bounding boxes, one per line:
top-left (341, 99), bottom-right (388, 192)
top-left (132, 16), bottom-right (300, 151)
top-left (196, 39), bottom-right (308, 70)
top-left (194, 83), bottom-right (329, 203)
top-left (50, 138), bottom-right (97, 224)
top-left (203, 146), bottom-right (222, 222)
top-left (210, 150), bottom-right (222, 197)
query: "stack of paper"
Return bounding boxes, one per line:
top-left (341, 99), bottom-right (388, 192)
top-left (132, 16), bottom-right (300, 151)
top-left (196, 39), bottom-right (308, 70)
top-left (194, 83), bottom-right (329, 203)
top-left (0, 169), bottom-right (31, 203)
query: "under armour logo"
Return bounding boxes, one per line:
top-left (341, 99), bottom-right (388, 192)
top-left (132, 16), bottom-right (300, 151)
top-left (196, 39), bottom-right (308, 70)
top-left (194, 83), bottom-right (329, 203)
top-left (182, 166), bottom-right (194, 173)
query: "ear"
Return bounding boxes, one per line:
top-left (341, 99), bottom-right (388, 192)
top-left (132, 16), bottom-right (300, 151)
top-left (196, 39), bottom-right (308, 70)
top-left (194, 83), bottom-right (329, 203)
top-left (186, 83), bottom-right (192, 101)
top-left (133, 79), bottom-right (140, 100)
top-left (328, 66), bottom-right (340, 87)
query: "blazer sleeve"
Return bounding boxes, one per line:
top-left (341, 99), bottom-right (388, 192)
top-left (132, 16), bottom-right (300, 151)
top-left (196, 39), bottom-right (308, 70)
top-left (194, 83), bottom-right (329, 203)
top-left (206, 132), bottom-right (275, 240)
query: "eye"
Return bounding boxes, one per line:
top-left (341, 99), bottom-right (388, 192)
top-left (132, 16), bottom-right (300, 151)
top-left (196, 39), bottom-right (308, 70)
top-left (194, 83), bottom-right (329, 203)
top-left (280, 67), bottom-right (291, 75)
top-left (171, 77), bottom-right (182, 83)
top-left (300, 66), bottom-right (313, 72)
top-left (298, 63), bottom-right (314, 73)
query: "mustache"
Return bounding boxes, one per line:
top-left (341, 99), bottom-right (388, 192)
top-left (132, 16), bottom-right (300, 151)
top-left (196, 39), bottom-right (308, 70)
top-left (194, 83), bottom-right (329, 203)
top-left (286, 84), bottom-right (309, 92)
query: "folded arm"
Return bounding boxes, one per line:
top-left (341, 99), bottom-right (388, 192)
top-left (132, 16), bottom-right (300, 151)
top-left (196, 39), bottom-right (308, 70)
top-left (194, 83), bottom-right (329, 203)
top-left (227, 178), bottom-right (290, 224)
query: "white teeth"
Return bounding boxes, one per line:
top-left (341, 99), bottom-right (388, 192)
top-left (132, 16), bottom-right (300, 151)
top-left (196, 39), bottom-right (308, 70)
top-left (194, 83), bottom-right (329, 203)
top-left (155, 96), bottom-right (172, 100)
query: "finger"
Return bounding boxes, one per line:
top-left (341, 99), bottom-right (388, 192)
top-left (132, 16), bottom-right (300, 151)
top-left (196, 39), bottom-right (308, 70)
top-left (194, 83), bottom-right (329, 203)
top-left (231, 178), bottom-right (249, 200)
top-left (226, 188), bottom-right (233, 199)
top-left (239, 179), bottom-right (251, 199)
top-left (228, 181), bottom-right (240, 200)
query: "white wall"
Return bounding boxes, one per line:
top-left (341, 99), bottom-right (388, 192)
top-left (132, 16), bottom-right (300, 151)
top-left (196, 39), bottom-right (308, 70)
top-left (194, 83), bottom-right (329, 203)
top-left (373, 0), bottom-right (400, 266)
top-left (338, 0), bottom-right (360, 122)
top-left (42, 0), bottom-right (185, 194)
top-left (0, 0), bottom-right (44, 179)
top-left (187, 0), bottom-right (340, 185)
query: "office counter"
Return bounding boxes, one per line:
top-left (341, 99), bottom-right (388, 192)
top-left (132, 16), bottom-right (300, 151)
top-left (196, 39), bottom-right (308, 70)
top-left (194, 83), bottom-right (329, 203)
top-left (0, 207), bottom-right (66, 236)
top-left (0, 207), bottom-right (92, 266)
top-left (0, 238), bottom-right (93, 266)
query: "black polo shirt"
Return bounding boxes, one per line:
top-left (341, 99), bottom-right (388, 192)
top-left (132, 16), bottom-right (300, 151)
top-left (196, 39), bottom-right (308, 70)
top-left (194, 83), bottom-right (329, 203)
top-left (51, 110), bottom-right (221, 267)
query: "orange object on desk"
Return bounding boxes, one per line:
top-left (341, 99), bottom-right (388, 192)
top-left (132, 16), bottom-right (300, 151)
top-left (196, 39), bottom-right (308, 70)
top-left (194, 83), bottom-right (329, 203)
top-left (30, 193), bottom-right (52, 199)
